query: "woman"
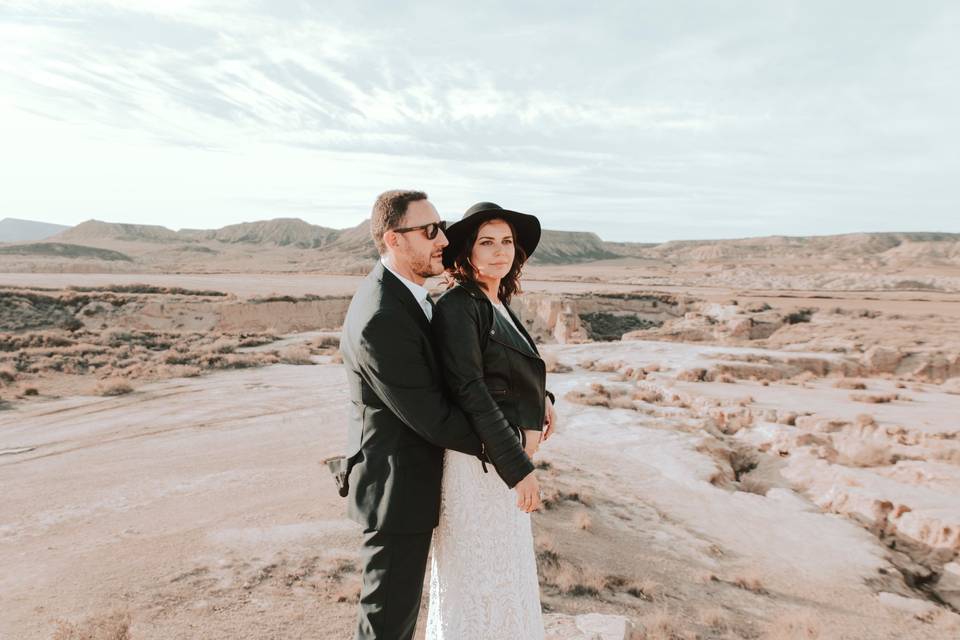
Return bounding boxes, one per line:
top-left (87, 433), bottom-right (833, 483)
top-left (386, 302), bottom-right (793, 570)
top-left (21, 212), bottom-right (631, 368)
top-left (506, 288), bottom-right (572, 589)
top-left (425, 202), bottom-right (557, 640)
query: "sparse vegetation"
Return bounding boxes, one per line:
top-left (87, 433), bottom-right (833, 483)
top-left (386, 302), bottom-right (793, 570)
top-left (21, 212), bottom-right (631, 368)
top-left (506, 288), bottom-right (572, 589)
top-left (833, 379), bottom-right (867, 390)
top-left (95, 378), bottom-right (133, 396)
top-left (278, 346), bottom-right (314, 365)
top-left (783, 307), bottom-right (816, 324)
top-left (574, 510), bottom-right (593, 531)
top-left (52, 610), bottom-right (132, 640)
top-left (731, 571), bottom-right (767, 594)
top-left (763, 610), bottom-right (821, 639)
top-left (850, 393), bottom-right (898, 404)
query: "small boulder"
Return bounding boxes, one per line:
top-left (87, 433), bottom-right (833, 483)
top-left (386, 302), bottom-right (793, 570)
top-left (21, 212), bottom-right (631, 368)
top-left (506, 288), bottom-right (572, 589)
top-left (862, 346), bottom-right (903, 374)
top-left (544, 613), bottom-right (635, 640)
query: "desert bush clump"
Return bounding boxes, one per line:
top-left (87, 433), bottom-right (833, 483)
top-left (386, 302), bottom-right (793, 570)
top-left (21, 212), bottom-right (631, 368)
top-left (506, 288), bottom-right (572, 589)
top-left (52, 609), bottom-right (132, 640)
top-left (542, 351), bottom-right (573, 373)
top-left (833, 379), bottom-right (867, 390)
top-left (95, 378), bottom-right (133, 396)
top-left (732, 572), bottom-right (766, 594)
top-left (763, 610), bottom-right (821, 639)
top-left (850, 393), bottom-right (897, 404)
top-left (634, 608), bottom-right (696, 640)
top-left (698, 606), bottom-right (731, 631)
top-left (278, 346), bottom-right (314, 365)
top-left (784, 308), bottom-right (815, 324)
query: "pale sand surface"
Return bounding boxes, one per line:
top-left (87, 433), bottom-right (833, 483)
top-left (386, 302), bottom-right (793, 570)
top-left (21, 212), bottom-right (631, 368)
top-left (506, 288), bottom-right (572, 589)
top-left (2, 340), bottom-right (957, 638)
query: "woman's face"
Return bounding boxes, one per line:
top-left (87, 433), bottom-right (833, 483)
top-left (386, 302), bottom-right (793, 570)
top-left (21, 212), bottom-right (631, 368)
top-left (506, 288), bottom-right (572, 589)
top-left (470, 218), bottom-right (515, 282)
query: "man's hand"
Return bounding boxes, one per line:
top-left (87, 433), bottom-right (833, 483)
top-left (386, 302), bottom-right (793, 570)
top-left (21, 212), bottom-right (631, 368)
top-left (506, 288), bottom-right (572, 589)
top-left (542, 396), bottom-right (557, 442)
top-left (514, 472), bottom-right (541, 513)
top-left (522, 429), bottom-right (540, 459)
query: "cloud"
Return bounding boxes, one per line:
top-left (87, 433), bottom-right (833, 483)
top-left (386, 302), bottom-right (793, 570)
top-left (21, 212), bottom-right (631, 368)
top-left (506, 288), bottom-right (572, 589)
top-left (1, 1), bottom-right (958, 240)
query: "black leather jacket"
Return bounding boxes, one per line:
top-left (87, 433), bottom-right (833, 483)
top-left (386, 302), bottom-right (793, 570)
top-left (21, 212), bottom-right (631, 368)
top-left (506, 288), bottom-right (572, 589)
top-left (432, 282), bottom-right (553, 487)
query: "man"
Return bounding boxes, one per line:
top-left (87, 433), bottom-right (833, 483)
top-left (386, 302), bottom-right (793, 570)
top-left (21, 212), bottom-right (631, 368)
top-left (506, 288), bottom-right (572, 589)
top-left (337, 190), bottom-right (541, 640)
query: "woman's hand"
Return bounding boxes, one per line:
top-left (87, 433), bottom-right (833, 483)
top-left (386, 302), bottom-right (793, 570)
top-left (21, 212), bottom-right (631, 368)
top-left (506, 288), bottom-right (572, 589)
top-left (514, 471), bottom-right (541, 513)
top-left (541, 396), bottom-right (557, 442)
top-left (522, 429), bottom-right (540, 459)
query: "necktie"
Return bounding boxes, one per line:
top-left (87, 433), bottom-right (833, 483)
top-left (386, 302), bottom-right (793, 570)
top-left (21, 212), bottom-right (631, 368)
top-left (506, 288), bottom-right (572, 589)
top-left (424, 296), bottom-right (435, 322)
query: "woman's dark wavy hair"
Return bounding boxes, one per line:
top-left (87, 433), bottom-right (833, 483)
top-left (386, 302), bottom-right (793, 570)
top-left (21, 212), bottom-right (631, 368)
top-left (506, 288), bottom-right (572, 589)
top-left (446, 217), bottom-right (528, 304)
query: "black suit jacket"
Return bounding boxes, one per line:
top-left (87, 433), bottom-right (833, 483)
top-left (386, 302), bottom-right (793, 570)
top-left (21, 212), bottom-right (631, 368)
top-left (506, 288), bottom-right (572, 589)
top-left (340, 262), bottom-right (528, 533)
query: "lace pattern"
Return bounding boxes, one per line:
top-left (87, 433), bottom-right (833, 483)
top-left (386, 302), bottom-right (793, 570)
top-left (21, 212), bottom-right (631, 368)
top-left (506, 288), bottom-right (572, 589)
top-left (425, 450), bottom-right (544, 640)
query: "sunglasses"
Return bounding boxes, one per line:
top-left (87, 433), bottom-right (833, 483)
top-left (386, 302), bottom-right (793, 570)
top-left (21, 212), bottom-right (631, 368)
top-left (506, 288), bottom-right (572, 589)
top-left (392, 220), bottom-right (447, 240)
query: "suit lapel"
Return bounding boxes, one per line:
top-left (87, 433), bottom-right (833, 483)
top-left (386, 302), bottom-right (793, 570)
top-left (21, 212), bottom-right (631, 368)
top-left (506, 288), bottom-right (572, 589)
top-left (376, 262), bottom-right (431, 338)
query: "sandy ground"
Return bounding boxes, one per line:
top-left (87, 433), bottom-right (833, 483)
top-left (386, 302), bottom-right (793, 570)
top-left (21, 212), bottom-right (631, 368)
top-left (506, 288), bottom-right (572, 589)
top-left (3, 338), bottom-right (958, 639)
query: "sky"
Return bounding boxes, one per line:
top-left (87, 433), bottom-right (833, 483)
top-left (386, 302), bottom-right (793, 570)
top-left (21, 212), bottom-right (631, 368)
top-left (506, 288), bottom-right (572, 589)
top-left (1, 0), bottom-right (958, 242)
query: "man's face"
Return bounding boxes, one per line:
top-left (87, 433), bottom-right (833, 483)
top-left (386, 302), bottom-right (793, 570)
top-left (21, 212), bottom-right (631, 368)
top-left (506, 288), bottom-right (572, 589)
top-left (390, 199), bottom-right (449, 279)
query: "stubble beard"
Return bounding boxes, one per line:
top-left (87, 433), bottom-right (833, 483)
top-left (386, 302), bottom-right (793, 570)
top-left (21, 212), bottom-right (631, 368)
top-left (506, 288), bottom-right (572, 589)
top-left (409, 251), bottom-right (442, 279)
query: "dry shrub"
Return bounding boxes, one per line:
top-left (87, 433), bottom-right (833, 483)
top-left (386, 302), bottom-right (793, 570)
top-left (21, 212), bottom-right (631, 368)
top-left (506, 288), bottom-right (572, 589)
top-left (833, 379), bottom-right (867, 390)
top-left (732, 571), bottom-right (766, 594)
top-left (627, 578), bottom-right (661, 600)
top-left (854, 413), bottom-right (876, 427)
top-left (698, 606), bottom-right (731, 631)
top-left (278, 346), bottom-right (314, 365)
top-left (23, 387), bottom-right (39, 396)
top-left (564, 383), bottom-right (633, 409)
top-left (334, 580), bottom-right (361, 603)
top-left (836, 441), bottom-right (894, 468)
top-left (95, 378), bottom-right (133, 396)
top-left (763, 611), bottom-right (821, 639)
top-left (850, 393), bottom-right (897, 404)
top-left (634, 386), bottom-right (664, 404)
top-left (239, 332), bottom-right (278, 347)
top-left (310, 334), bottom-right (340, 349)
top-left (543, 351), bottom-right (573, 373)
top-left (932, 448), bottom-right (960, 465)
top-left (579, 358), bottom-right (622, 372)
top-left (204, 337), bottom-right (238, 354)
top-left (534, 533), bottom-right (560, 569)
top-left (738, 475), bottom-right (770, 496)
top-left (52, 610), bottom-right (132, 640)
top-left (0, 365), bottom-right (16, 383)
top-left (634, 608), bottom-right (696, 640)
top-left (574, 510), bottom-right (593, 531)
top-left (676, 368), bottom-right (708, 382)
top-left (543, 561), bottom-right (605, 596)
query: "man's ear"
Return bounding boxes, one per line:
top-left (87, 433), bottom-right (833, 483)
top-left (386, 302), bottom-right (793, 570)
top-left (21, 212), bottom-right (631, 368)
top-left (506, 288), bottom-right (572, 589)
top-left (384, 230), bottom-right (400, 250)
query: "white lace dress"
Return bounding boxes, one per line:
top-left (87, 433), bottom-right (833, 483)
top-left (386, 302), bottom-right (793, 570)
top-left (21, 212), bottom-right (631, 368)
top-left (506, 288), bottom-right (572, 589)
top-left (425, 446), bottom-right (544, 639)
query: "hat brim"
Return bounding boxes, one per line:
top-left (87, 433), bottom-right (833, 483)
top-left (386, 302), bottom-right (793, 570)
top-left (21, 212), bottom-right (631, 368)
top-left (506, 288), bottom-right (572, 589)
top-left (442, 208), bottom-right (541, 269)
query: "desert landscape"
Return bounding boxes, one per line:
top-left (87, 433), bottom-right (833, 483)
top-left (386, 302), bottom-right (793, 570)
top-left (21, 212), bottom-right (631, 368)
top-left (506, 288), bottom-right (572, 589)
top-left (2, 218), bottom-right (960, 639)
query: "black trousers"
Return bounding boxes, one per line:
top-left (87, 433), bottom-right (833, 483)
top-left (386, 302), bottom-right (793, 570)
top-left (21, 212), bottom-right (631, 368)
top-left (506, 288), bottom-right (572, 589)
top-left (355, 528), bottom-right (433, 640)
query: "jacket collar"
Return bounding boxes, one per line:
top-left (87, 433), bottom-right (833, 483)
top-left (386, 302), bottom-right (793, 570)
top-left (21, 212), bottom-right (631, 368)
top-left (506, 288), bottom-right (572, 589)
top-left (455, 280), bottom-right (540, 359)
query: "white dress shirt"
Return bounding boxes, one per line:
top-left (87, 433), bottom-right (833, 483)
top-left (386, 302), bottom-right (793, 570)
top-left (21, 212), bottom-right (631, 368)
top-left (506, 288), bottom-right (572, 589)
top-left (381, 257), bottom-right (433, 321)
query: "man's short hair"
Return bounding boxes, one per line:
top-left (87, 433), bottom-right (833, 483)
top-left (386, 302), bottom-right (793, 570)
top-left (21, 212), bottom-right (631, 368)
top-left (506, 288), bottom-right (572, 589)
top-left (370, 190), bottom-right (428, 254)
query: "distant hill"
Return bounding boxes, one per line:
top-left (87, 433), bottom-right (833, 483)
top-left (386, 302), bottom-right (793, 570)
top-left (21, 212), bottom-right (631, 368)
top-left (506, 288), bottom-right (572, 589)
top-left (0, 242), bottom-right (132, 261)
top-left (0, 218), bottom-right (69, 242)
top-left (636, 232), bottom-right (960, 263)
top-left (54, 220), bottom-right (182, 243)
top-left (180, 218), bottom-right (340, 249)
top-left (30, 218), bottom-right (960, 272)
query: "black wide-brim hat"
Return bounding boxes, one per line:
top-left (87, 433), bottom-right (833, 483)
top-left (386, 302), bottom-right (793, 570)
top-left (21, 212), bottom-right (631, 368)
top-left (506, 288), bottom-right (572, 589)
top-left (442, 202), bottom-right (541, 269)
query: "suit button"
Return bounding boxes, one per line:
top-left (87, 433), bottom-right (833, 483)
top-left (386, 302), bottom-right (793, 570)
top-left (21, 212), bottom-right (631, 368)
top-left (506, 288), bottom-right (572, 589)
top-left (490, 329), bottom-right (495, 335)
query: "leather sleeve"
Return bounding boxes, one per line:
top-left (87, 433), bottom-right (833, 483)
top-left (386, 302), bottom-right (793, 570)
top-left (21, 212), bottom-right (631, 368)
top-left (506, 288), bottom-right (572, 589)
top-left (357, 310), bottom-right (482, 456)
top-left (432, 293), bottom-right (535, 488)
